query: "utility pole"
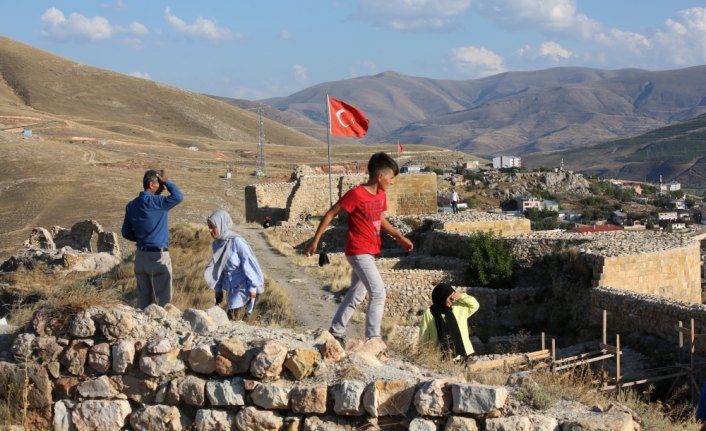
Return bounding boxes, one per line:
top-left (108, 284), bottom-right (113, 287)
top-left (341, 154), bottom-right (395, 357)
top-left (256, 107), bottom-right (266, 176)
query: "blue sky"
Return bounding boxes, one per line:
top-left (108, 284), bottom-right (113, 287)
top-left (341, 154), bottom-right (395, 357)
top-left (2, 1), bottom-right (706, 100)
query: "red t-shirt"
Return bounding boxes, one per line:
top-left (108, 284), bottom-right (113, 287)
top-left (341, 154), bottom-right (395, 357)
top-left (338, 185), bottom-right (387, 256)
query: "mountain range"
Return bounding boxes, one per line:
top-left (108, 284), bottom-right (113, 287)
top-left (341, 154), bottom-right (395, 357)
top-left (260, 67), bottom-right (706, 159)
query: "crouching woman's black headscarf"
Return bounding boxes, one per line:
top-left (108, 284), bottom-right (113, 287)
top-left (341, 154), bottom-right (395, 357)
top-left (430, 283), bottom-right (467, 358)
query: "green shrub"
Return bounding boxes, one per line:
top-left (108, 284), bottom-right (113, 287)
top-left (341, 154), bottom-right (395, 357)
top-left (465, 231), bottom-right (514, 289)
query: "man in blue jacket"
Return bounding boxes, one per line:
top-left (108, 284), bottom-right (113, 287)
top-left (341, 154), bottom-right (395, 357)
top-left (122, 170), bottom-right (183, 308)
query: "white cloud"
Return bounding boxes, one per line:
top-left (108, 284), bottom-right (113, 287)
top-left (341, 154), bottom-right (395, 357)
top-left (128, 72), bottom-right (152, 80)
top-left (539, 41), bottom-right (571, 61)
top-left (164, 8), bottom-right (239, 41)
top-left (355, 0), bottom-right (472, 30)
top-left (41, 7), bottom-right (113, 41)
top-left (654, 8), bottom-right (706, 65)
top-left (452, 46), bottom-right (506, 76)
top-left (293, 64), bottom-right (308, 81)
top-left (516, 41), bottom-right (571, 61)
top-left (40, 7), bottom-right (148, 43)
top-left (278, 30), bottom-right (293, 40)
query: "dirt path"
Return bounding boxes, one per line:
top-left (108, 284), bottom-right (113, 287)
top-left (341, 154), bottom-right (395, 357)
top-left (236, 224), bottom-right (361, 338)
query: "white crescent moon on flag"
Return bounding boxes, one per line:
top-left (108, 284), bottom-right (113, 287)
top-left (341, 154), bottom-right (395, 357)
top-left (336, 109), bottom-right (355, 128)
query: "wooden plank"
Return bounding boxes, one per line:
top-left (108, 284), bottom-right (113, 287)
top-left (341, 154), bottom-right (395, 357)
top-left (554, 353), bottom-right (614, 371)
top-left (600, 371), bottom-right (689, 391)
top-left (599, 343), bottom-right (621, 354)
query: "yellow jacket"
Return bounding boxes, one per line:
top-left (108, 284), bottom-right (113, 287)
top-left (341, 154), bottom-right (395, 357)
top-left (418, 293), bottom-right (480, 356)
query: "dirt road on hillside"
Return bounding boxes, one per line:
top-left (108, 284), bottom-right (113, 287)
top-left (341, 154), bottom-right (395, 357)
top-left (236, 224), bottom-right (361, 338)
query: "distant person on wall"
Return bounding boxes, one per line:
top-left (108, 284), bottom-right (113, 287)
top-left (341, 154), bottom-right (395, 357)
top-left (305, 152), bottom-right (414, 347)
top-left (205, 210), bottom-right (264, 321)
top-left (450, 189), bottom-right (460, 214)
top-left (121, 169), bottom-right (184, 309)
top-left (419, 283), bottom-right (480, 361)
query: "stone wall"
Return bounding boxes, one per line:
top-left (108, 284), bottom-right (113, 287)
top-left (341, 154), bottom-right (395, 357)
top-left (590, 287), bottom-right (706, 353)
top-left (423, 230), bottom-right (702, 304)
top-left (588, 242), bottom-right (701, 303)
top-left (245, 173), bottom-right (437, 223)
top-left (244, 182), bottom-right (296, 223)
top-left (4, 304), bottom-right (592, 431)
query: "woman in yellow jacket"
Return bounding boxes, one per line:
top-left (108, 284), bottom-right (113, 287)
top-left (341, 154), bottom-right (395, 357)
top-left (419, 283), bottom-right (480, 360)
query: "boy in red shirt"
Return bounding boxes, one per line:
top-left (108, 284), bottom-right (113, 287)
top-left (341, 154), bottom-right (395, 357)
top-left (306, 152), bottom-right (413, 345)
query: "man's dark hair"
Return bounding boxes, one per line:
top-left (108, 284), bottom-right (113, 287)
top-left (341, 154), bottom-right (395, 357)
top-left (143, 170), bottom-right (160, 189)
top-left (367, 152), bottom-right (399, 177)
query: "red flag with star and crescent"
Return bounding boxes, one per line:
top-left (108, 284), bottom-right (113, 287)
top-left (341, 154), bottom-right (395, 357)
top-left (328, 96), bottom-right (369, 138)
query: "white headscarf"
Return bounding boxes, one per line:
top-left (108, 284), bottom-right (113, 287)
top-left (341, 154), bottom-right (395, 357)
top-left (204, 210), bottom-right (240, 290)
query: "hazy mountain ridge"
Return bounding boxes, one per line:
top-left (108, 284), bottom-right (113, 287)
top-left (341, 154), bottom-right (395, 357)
top-left (264, 66), bottom-right (706, 157)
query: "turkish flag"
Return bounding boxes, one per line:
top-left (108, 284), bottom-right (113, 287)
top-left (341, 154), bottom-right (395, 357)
top-left (328, 97), bottom-right (369, 138)
top-left (397, 142), bottom-right (404, 153)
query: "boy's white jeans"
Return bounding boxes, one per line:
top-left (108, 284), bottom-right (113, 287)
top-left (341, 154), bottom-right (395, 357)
top-left (330, 254), bottom-right (386, 339)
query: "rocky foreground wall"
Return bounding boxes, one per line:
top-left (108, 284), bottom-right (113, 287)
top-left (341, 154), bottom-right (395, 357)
top-left (0, 304), bottom-right (638, 431)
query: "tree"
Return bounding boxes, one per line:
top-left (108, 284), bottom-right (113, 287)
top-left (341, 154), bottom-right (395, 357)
top-left (465, 231), bottom-right (514, 289)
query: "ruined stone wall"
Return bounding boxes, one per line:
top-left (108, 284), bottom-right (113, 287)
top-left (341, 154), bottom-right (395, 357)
top-left (590, 287), bottom-right (706, 353)
top-left (245, 173), bottom-right (437, 223)
top-left (244, 182), bottom-right (296, 223)
top-left (589, 242), bottom-right (701, 303)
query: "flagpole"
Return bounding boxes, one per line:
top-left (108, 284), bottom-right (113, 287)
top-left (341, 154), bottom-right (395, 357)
top-left (326, 94), bottom-right (333, 207)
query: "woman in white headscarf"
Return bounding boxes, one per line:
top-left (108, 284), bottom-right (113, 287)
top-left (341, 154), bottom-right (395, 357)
top-left (205, 210), bottom-right (265, 320)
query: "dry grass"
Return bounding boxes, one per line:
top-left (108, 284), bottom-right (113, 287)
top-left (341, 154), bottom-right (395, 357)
top-left (247, 275), bottom-right (297, 328)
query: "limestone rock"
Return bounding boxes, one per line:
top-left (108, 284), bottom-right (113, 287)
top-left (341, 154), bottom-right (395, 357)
top-left (215, 354), bottom-right (236, 377)
top-left (71, 399), bottom-right (131, 431)
top-left (409, 418), bottom-right (438, 431)
top-left (206, 377), bottom-right (246, 407)
top-left (146, 338), bottom-right (173, 354)
top-left (194, 409), bottom-right (237, 431)
top-left (234, 406), bottom-right (284, 431)
top-left (139, 347), bottom-right (185, 377)
top-left (250, 381), bottom-right (291, 410)
top-left (0, 362), bottom-right (52, 409)
top-left (206, 306), bottom-right (230, 327)
top-left (144, 304), bottom-right (168, 320)
top-left (178, 375), bottom-right (207, 407)
top-left (53, 399), bottom-right (76, 431)
top-left (290, 385), bottom-right (327, 414)
top-left (122, 374), bottom-right (158, 404)
top-left (77, 375), bottom-right (119, 399)
top-left (319, 338), bottom-right (346, 362)
top-left (129, 405), bottom-right (182, 431)
top-left (32, 335), bottom-right (63, 363)
top-left (183, 308), bottom-right (217, 334)
top-left (562, 411), bottom-right (634, 431)
top-left (60, 339), bottom-right (91, 376)
top-left (250, 340), bottom-right (288, 380)
top-left (188, 344), bottom-right (217, 374)
top-left (445, 416), bottom-right (478, 431)
top-left (283, 347), bottom-right (319, 380)
top-left (451, 383), bottom-right (508, 415)
top-left (87, 342), bottom-right (111, 373)
top-left (112, 340), bottom-right (135, 373)
top-left (69, 310), bottom-right (96, 338)
top-left (333, 380), bottom-right (366, 416)
top-left (11, 333), bottom-right (35, 358)
top-left (98, 309), bottom-right (133, 341)
top-left (218, 338), bottom-right (252, 374)
top-left (364, 380), bottom-right (416, 417)
top-left (415, 379), bottom-right (452, 417)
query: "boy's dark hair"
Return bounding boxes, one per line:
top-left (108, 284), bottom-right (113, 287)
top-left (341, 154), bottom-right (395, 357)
top-left (367, 152), bottom-right (399, 176)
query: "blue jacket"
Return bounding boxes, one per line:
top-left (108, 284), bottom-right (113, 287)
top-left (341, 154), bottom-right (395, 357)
top-left (121, 180), bottom-right (183, 248)
top-left (213, 236), bottom-right (264, 310)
